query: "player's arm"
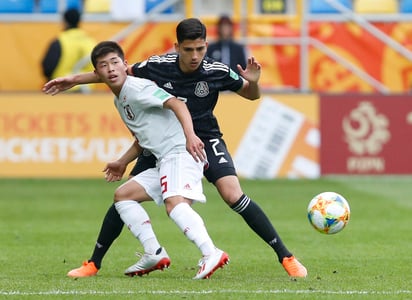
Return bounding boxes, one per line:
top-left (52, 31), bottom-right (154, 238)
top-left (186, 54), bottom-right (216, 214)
top-left (103, 139), bottom-right (142, 182)
top-left (42, 72), bottom-right (100, 95)
top-left (43, 64), bottom-right (136, 95)
top-left (163, 97), bottom-right (206, 163)
top-left (235, 56), bottom-right (261, 100)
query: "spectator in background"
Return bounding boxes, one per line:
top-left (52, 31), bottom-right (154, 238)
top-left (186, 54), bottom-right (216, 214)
top-left (206, 15), bottom-right (247, 72)
top-left (41, 8), bottom-right (95, 91)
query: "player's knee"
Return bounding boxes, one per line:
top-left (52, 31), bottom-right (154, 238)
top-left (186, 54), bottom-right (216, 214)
top-left (113, 186), bottom-right (129, 202)
top-left (222, 193), bottom-right (242, 206)
top-left (220, 184), bottom-right (244, 204)
top-left (164, 196), bottom-right (191, 215)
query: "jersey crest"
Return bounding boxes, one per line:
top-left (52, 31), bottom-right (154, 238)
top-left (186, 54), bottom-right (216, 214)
top-left (124, 104), bottom-right (135, 120)
top-left (194, 81), bottom-right (209, 97)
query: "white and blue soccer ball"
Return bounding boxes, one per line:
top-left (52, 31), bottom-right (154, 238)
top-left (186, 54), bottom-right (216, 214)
top-left (307, 192), bottom-right (350, 234)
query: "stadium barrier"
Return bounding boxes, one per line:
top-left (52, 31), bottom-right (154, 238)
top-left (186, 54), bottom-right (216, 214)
top-left (0, 92), bottom-right (317, 178)
top-left (2, 92), bottom-right (411, 178)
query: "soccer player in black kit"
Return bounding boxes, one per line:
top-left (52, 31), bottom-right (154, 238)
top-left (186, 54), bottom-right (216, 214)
top-left (43, 18), bottom-right (307, 279)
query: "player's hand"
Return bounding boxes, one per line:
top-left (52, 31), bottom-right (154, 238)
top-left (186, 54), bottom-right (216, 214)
top-left (186, 134), bottom-right (206, 163)
top-left (103, 161), bottom-right (126, 182)
top-left (42, 76), bottom-right (77, 95)
top-left (237, 56), bottom-right (261, 83)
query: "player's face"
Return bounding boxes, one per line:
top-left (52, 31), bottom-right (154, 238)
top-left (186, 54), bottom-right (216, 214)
top-left (94, 52), bottom-right (128, 94)
top-left (175, 38), bottom-right (208, 73)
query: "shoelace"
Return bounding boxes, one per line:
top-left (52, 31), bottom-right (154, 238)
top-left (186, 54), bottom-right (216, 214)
top-left (134, 252), bottom-right (145, 259)
top-left (197, 256), bottom-right (208, 267)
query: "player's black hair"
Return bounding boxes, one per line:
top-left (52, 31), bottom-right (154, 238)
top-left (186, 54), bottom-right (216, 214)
top-left (176, 18), bottom-right (207, 43)
top-left (91, 41), bottom-right (124, 68)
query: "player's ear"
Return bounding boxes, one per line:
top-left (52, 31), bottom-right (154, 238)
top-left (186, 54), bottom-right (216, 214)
top-left (93, 69), bottom-right (101, 79)
top-left (174, 42), bottom-right (179, 52)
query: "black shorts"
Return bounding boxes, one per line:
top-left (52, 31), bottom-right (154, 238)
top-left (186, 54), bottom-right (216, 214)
top-left (202, 137), bottom-right (237, 183)
top-left (129, 137), bottom-right (237, 184)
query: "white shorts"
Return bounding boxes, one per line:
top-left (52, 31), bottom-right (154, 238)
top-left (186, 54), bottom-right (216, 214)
top-left (131, 151), bottom-right (206, 206)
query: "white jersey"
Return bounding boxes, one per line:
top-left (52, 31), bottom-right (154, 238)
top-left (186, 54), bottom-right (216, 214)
top-left (114, 76), bottom-right (186, 159)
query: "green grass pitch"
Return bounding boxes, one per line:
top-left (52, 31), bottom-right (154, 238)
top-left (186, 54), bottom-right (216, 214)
top-left (0, 176), bottom-right (411, 299)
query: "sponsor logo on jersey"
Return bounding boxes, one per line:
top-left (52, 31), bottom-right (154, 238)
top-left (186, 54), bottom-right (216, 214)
top-left (194, 81), bottom-right (209, 97)
top-left (184, 183), bottom-right (192, 190)
top-left (218, 157), bottom-right (228, 164)
top-left (163, 82), bottom-right (173, 89)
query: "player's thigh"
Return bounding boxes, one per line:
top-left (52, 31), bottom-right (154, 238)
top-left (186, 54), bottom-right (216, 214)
top-left (203, 137), bottom-right (237, 183)
top-left (114, 179), bottom-right (150, 202)
top-left (116, 168), bottom-right (162, 203)
top-left (130, 167), bottom-right (164, 205)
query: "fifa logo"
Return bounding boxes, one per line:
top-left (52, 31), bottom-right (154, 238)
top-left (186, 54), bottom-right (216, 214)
top-left (342, 101), bottom-right (390, 172)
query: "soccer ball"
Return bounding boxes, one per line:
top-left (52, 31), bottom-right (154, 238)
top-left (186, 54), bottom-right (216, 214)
top-left (307, 192), bottom-right (350, 234)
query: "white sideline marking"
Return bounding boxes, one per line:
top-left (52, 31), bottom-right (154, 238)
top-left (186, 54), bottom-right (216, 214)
top-left (1, 289), bottom-right (411, 296)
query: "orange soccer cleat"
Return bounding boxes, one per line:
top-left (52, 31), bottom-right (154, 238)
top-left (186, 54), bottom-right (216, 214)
top-left (282, 256), bottom-right (307, 278)
top-left (67, 261), bottom-right (99, 278)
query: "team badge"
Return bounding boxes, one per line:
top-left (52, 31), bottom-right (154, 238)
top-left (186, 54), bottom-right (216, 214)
top-left (124, 105), bottom-right (135, 120)
top-left (194, 81), bottom-right (209, 97)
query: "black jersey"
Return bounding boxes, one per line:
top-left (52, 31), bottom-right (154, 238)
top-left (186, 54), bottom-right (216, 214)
top-left (131, 53), bottom-right (244, 138)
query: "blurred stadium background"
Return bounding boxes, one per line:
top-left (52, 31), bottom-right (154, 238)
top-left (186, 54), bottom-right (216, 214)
top-left (1, 0), bottom-right (412, 179)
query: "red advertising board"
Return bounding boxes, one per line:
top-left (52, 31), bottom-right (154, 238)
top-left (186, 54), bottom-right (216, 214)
top-left (320, 94), bottom-right (412, 174)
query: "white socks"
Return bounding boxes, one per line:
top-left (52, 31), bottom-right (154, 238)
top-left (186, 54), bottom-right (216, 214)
top-left (115, 200), bottom-right (216, 257)
top-left (114, 200), bottom-right (161, 254)
top-left (169, 202), bottom-right (216, 256)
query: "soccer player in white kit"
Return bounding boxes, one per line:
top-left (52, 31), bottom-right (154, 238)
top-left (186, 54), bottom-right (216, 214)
top-left (90, 40), bottom-right (229, 279)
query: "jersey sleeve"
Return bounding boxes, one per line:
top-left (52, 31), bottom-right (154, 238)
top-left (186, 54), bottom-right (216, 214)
top-left (138, 80), bottom-right (174, 108)
top-left (223, 68), bottom-right (244, 92)
top-left (131, 60), bottom-right (149, 78)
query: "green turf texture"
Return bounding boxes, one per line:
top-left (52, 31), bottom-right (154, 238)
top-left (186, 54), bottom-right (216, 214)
top-left (0, 177), bottom-right (411, 299)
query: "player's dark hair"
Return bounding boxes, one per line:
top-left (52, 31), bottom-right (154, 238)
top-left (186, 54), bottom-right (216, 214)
top-left (217, 15), bottom-right (233, 39)
top-left (91, 41), bottom-right (124, 68)
top-left (64, 8), bottom-right (80, 28)
top-left (176, 18), bottom-right (207, 43)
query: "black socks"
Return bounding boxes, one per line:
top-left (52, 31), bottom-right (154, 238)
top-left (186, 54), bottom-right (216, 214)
top-left (90, 204), bottom-right (124, 269)
top-left (231, 194), bottom-right (292, 263)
